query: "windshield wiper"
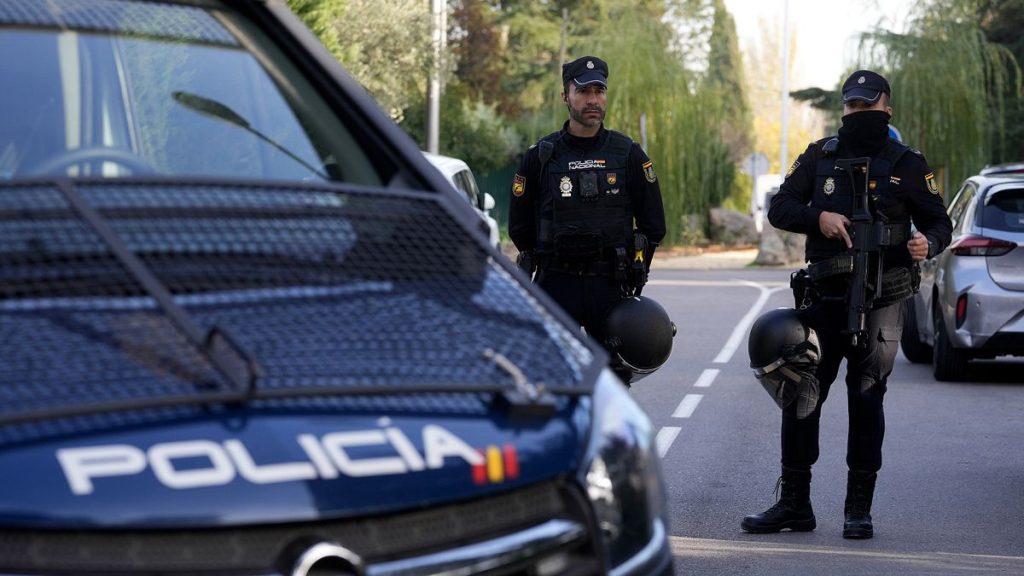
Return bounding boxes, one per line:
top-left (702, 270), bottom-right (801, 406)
top-left (172, 91), bottom-right (329, 180)
top-left (52, 180), bottom-right (262, 395)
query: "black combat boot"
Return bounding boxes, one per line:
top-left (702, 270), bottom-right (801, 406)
top-left (843, 469), bottom-right (877, 539)
top-left (741, 467), bottom-right (816, 533)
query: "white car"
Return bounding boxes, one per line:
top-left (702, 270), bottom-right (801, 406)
top-left (423, 152), bottom-right (501, 248)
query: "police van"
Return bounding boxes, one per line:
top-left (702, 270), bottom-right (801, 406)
top-left (0, 1), bottom-right (673, 574)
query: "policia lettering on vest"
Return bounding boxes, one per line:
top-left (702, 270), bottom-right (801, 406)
top-left (508, 55), bottom-right (669, 386)
top-left (742, 70), bottom-right (952, 540)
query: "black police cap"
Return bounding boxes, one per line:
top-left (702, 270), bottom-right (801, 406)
top-left (562, 56), bottom-right (608, 89)
top-left (842, 69), bottom-right (891, 104)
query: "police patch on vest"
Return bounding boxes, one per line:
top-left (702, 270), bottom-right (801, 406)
top-left (512, 173), bottom-right (525, 197)
top-left (643, 161), bottom-right (657, 183)
top-left (607, 172), bottom-right (617, 185)
top-left (560, 176), bottom-right (573, 197)
top-left (925, 172), bottom-right (939, 194)
top-left (869, 180), bottom-right (877, 190)
top-left (890, 175), bottom-right (901, 186)
top-left (568, 159), bottom-right (606, 170)
top-left (823, 177), bottom-right (835, 195)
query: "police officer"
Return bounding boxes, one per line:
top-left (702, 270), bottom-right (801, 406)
top-left (741, 70), bottom-right (952, 539)
top-left (508, 55), bottom-right (666, 382)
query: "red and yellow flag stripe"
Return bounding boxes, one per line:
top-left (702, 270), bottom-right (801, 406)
top-left (472, 443), bottom-right (519, 485)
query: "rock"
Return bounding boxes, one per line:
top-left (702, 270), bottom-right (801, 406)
top-left (707, 208), bottom-right (759, 246)
top-left (755, 225), bottom-right (805, 266)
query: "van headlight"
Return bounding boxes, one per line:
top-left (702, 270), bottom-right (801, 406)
top-left (580, 369), bottom-right (669, 572)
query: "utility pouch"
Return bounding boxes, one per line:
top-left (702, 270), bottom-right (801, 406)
top-left (579, 171), bottom-right (599, 203)
top-left (515, 250), bottom-right (535, 279)
top-left (790, 268), bottom-right (816, 310)
top-left (873, 267), bottom-right (915, 308)
top-left (614, 246), bottom-right (628, 283)
top-left (629, 232), bottom-right (649, 294)
top-left (554, 232), bottom-right (604, 261)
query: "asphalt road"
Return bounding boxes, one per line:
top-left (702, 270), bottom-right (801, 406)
top-left (630, 267), bottom-right (1024, 576)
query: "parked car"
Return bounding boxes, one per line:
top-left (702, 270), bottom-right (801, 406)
top-left (0, 1), bottom-right (673, 575)
top-left (423, 151), bottom-right (501, 248)
top-left (901, 167), bottom-right (1024, 380)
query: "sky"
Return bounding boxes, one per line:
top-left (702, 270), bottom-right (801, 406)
top-left (723, 0), bottom-right (915, 90)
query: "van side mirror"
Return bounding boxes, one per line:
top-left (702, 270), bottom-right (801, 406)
top-left (482, 192), bottom-right (496, 211)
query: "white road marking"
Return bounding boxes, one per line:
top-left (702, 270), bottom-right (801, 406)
top-left (672, 394), bottom-right (703, 418)
top-left (693, 368), bottom-right (719, 388)
top-left (713, 281), bottom-right (789, 364)
top-left (656, 427), bottom-right (681, 458)
top-left (669, 536), bottom-right (1024, 571)
top-left (648, 279), bottom-right (788, 288)
top-left (652, 280), bottom-right (789, 459)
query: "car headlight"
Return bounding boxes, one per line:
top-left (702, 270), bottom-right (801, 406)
top-left (579, 369), bottom-right (669, 573)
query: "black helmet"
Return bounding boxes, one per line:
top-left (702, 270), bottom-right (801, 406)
top-left (747, 308), bottom-right (821, 418)
top-left (603, 296), bottom-right (676, 384)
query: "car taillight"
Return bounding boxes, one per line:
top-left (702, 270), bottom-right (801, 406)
top-left (949, 234), bottom-right (1016, 256)
top-left (955, 294), bottom-right (968, 328)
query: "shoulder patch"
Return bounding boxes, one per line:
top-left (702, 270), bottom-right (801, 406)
top-left (785, 159), bottom-right (800, 179)
top-left (512, 173), bottom-right (526, 197)
top-left (925, 172), bottom-right (939, 195)
top-left (643, 160), bottom-right (657, 183)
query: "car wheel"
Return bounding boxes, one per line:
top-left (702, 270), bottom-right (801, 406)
top-left (932, 302), bottom-right (969, 381)
top-left (900, 298), bottom-right (932, 363)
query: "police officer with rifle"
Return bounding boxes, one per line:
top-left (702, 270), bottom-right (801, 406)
top-left (742, 70), bottom-right (952, 539)
top-left (509, 55), bottom-right (669, 385)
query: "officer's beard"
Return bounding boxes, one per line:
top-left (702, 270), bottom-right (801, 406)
top-left (838, 109), bottom-right (891, 156)
top-left (567, 103), bottom-right (605, 131)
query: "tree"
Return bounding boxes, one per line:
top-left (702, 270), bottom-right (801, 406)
top-left (978, 0), bottom-right (1024, 161)
top-left (704, 0), bottom-right (752, 163)
top-left (449, 0), bottom-right (506, 105)
top-left (743, 15), bottom-right (822, 175)
top-left (857, 0), bottom-right (1021, 188)
top-left (286, 0), bottom-right (434, 121)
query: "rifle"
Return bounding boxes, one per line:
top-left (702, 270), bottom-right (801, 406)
top-left (834, 157), bottom-right (885, 347)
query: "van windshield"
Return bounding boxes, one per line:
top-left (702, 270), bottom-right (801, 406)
top-left (0, 0), bottom-right (379, 185)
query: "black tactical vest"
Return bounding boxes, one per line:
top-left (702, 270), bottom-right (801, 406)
top-left (536, 130), bottom-right (634, 263)
top-left (807, 137), bottom-right (912, 263)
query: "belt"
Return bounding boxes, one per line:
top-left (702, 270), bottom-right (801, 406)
top-left (542, 260), bottom-right (613, 276)
top-left (807, 254), bottom-right (854, 281)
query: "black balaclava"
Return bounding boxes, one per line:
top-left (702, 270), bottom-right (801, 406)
top-left (838, 110), bottom-right (891, 156)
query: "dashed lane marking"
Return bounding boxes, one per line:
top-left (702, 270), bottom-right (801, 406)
top-left (693, 368), bottom-right (719, 388)
top-left (653, 281), bottom-right (787, 459)
top-left (671, 394), bottom-right (703, 418)
top-left (656, 427), bottom-right (681, 458)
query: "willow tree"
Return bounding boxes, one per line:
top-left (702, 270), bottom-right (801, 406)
top-left (856, 0), bottom-right (1021, 190)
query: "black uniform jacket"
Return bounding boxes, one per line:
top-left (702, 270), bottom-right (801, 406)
top-left (768, 136), bottom-right (952, 270)
top-left (508, 122), bottom-right (666, 252)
